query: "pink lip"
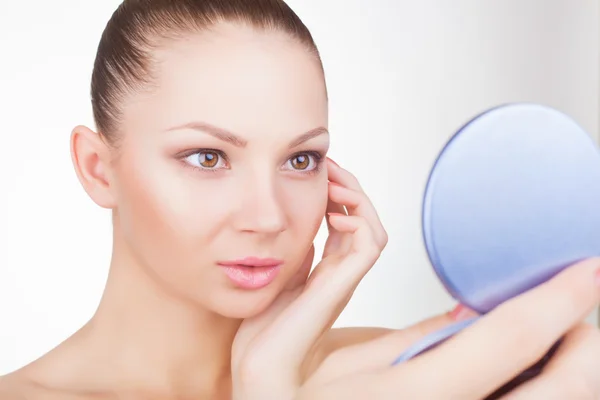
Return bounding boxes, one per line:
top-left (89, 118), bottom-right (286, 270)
top-left (218, 257), bottom-right (283, 267)
top-left (218, 257), bottom-right (283, 289)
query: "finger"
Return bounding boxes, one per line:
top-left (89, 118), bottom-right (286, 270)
top-left (255, 214), bottom-right (381, 373)
top-left (327, 159), bottom-right (388, 248)
top-left (385, 257), bottom-right (600, 399)
top-left (328, 182), bottom-right (387, 248)
top-left (307, 306), bottom-right (478, 386)
top-left (326, 157), bottom-right (363, 191)
top-left (323, 197), bottom-right (350, 257)
top-left (326, 193), bottom-right (347, 218)
top-left (325, 196), bottom-right (347, 234)
top-left (500, 323), bottom-right (600, 400)
top-left (309, 212), bottom-right (380, 288)
top-left (325, 214), bottom-right (382, 266)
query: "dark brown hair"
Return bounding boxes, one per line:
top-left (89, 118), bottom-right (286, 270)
top-left (90, 0), bottom-right (323, 144)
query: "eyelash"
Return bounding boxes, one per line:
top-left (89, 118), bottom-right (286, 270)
top-left (178, 149), bottom-right (325, 175)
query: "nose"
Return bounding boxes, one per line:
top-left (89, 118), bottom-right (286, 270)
top-left (234, 173), bottom-right (287, 234)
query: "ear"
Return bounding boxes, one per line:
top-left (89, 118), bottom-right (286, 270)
top-left (70, 125), bottom-right (117, 209)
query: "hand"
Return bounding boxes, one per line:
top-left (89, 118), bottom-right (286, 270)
top-left (231, 158), bottom-right (388, 399)
top-left (497, 322), bottom-right (600, 399)
top-left (296, 257), bottom-right (600, 399)
top-left (231, 158), bottom-right (600, 400)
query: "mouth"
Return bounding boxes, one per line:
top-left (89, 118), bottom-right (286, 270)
top-left (217, 257), bottom-right (283, 289)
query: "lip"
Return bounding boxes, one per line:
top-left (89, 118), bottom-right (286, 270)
top-left (218, 257), bottom-right (283, 267)
top-left (217, 257), bottom-right (284, 289)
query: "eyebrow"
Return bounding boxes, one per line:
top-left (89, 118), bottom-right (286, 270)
top-left (165, 121), bottom-right (329, 148)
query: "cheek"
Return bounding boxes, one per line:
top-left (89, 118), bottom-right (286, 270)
top-left (115, 165), bottom-right (189, 257)
top-left (113, 152), bottom-right (232, 266)
top-left (281, 176), bottom-right (328, 233)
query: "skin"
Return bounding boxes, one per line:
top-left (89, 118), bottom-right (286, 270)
top-left (0, 21), bottom-right (363, 399)
top-left (1, 21), bottom-right (600, 400)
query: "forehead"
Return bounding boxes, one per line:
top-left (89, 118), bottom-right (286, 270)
top-left (126, 22), bottom-right (328, 141)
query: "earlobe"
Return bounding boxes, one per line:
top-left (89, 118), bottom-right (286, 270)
top-left (70, 125), bottom-right (116, 209)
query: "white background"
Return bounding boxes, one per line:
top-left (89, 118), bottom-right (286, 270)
top-left (0, 0), bottom-right (598, 374)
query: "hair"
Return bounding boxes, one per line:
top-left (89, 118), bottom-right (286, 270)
top-left (90, 0), bottom-right (323, 145)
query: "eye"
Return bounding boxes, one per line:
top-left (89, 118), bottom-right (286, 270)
top-left (284, 152), bottom-right (321, 172)
top-left (183, 150), bottom-right (228, 170)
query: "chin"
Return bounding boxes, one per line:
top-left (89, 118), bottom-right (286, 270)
top-left (207, 285), bottom-right (284, 319)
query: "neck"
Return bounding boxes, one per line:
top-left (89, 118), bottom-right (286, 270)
top-left (28, 223), bottom-right (241, 399)
top-left (93, 242), bottom-right (241, 395)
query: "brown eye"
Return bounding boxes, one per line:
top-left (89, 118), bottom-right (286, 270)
top-left (199, 151), bottom-right (219, 168)
top-left (291, 154), bottom-right (310, 170)
top-left (183, 150), bottom-right (227, 170)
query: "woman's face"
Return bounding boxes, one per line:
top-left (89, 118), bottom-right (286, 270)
top-left (111, 23), bottom-right (329, 318)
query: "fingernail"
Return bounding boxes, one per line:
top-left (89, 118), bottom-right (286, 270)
top-left (327, 212), bottom-right (344, 217)
top-left (328, 181), bottom-right (342, 187)
top-left (449, 304), bottom-right (478, 321)
top-left (595, 268), bottom-right (600, 286)
top-left (327, 157), bottom-right (339, 167)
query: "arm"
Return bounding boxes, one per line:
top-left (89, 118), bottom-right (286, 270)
top-left (302, 309), bottom-right (464, 381)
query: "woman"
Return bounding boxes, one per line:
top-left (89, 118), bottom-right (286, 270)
top-left (1, 0), bottom-right (599, 398)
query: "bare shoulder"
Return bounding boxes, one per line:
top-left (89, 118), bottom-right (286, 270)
top-left (0, 372), bottom-right (33, 399)
top-left (0, 371), bottom-right (61, 400)
top-left (0, 370), bottom-right (108, 400)
top-left (302, 326), bottom-right (393, 379)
